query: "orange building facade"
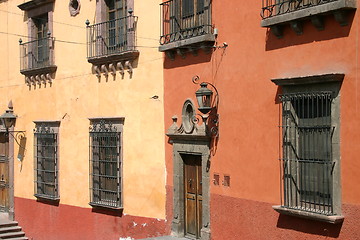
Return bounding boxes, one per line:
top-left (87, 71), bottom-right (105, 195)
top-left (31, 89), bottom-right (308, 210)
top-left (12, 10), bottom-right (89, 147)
top-left (161, 0), bottom-right (360, 239)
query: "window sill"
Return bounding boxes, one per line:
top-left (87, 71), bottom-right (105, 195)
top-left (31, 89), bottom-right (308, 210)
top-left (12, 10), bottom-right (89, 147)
top-left (261, 0), bottom-right (356, 28)
top-left (159, 33), bottom-right (215, 53)
top-left (34, 194), bottom-right (60, 202)
top-left (273, 205), bottom-right (344, 224)
top-left (89, 201), bottom-right (123, 210)
top-left (87, 50), bottom-right (139, 65)
top-left (20, 65), bottom-right (57, 77)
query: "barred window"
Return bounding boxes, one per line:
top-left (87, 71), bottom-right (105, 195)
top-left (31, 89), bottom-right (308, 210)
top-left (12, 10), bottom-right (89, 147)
top-left (279, 91), bottom-right (334, 215)
top-left (34, 121), bottom-right (60, 200)
top-left (89, 118), bottom-right (123, 209)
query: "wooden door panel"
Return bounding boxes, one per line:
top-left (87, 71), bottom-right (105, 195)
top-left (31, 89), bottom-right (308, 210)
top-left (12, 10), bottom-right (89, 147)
top-left (0, 133), bottom-right (9, 212)
top-left (184, 155), bottom-right (202, 239)
top-left (185, 193), bottom-right (197, 236)
top-left (0, 161), bottom-right (8, 183)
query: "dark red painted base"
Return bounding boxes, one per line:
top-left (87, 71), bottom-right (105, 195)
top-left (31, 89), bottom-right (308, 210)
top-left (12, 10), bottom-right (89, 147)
top-left (15, 197), bottom-right (170, 240)
top-left (211, 194), bottom-right (360, 240)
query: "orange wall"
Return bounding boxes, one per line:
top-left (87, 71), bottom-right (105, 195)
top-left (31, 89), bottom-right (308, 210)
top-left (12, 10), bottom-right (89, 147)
top-left (164, 0), bottom-right (360, 210)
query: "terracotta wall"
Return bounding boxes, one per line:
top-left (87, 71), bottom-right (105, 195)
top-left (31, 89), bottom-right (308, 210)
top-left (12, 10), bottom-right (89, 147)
top-left (164, 0), bottom-right (360, 239)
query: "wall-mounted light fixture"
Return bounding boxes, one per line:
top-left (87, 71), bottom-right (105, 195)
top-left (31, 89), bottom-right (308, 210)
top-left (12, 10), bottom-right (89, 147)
top-left (192, 75), bottom-right (219, 137)
top-left (0, 101), bottom-right (26, 149)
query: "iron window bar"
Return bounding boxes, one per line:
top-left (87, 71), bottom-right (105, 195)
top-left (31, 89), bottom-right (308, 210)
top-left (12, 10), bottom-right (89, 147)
top-left (279, 91), bottom-right (335, 215)
top-left (33, 125), bottom-right (59, 201)
top-left (160, 0), bottom-right (212, 45)
top-left (86, 15), bottom-right (137, 59)
top-left (20, 37), bottom-right (55, 72)
top-left (89, 119), bottom-right (122, 209)
top-left (261, 0), bottom-right (339, 19)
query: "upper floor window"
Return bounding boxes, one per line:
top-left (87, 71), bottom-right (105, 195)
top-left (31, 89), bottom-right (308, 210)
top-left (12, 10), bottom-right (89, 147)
top-left (86, 0), bottom-right (138, 65)
top-left (18, 0), bottom-right (56, 86)
top-left (260, 0), bottom-right (357, 37)
top-left (89, 118), bottom-right (123, 209)
top-left (34, 121), bottom-right (60, 201)
top-left (159, 0), bottom-right (215, 58)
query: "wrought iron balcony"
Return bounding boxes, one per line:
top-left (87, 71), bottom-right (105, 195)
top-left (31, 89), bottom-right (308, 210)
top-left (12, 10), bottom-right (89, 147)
top-left (19, 37), bottom-right (56, 76)
top-left (86, 15), bottom-right (138, 65)
top-left (261, 0), bottom-right (357, 37)
top-left (159, 0), bottom-right (215, 54)
top-left (261, 0), bottom-right (340, 19)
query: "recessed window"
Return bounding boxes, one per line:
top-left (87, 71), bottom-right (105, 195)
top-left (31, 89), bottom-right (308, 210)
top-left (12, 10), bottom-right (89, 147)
top-left (34, 121), bottom-right (60, 201)
top-left (69, 0), bottom-right (80, 16)
top-left (89, 118), bottom-right (123, 209)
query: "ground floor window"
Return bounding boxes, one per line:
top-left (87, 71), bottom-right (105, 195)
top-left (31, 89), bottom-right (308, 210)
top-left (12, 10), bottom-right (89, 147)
top-left (34, 121), bottom-right (60, 200)
top-left (89, 118), bottom-right (123, 209)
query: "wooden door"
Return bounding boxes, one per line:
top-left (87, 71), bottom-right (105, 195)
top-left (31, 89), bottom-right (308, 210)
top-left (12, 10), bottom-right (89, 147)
top-left (0, 133), bottom-right (9, 212)
top-left (184, 155), bottom-right (202, 239)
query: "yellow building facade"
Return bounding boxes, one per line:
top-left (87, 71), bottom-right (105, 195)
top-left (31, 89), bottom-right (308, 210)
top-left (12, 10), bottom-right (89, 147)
top-left (0, 0), bottom-right (167, 239)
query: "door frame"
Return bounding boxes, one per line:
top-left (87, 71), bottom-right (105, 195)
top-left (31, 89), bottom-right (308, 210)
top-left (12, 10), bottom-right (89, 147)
top-left (171, 140), bottom-right (211, 240)
top-left (0, 124), bottom-right (14, 221)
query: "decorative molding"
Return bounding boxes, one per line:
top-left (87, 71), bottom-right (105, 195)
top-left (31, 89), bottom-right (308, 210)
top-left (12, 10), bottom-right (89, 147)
top-left (271, 73), bottom-right (345, 86)
top-left (92, 61), bottom-right (134, 79)
top-left (25, 73), bottom-right (54, 87)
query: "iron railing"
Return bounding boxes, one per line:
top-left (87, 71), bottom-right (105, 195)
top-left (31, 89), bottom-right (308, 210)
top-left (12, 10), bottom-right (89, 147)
top-left (86, 15), bottom-right (137, 59)
top-left (89, 120), bottom-right (122, 209)
top-left (279, 91), bottom-right (334, 215)
top-left (261, 0), bottom-right (339, 19)
top-left (160, 0), bottom-right (212, 45)
top-left (34, 126), bottom-right (59, 200)
top-left (20, 37), bottom-right (55, 72)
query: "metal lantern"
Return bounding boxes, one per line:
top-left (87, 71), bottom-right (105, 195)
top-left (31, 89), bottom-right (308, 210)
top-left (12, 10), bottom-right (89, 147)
top-left (195, 82), bottom-right (213, 114)
top-left (0, 109), bottom-right (16, 130)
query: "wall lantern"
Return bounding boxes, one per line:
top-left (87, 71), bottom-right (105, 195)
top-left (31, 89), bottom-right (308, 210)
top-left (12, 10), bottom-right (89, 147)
top-left (192, 75), bottom-right (219, 137)
top-left (0, 101), bottom-right (26, 151)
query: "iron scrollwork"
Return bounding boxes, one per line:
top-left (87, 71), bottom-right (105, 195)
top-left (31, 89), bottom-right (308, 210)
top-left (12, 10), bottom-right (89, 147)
top-left (261, 0), bottom-right (338, 19)
top-left (89, 119), bottom-right (118, 133)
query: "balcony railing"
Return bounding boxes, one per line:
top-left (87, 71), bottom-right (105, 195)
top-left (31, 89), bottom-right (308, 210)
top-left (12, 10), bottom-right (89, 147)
top-left (261, 0), bottom-right (339, 19)
top-left (20, 37), bottom-right (55, 74)
top-left (86, 15), bottom-right (137, 60)
top-left (160, 0), bottom-right (212, 45)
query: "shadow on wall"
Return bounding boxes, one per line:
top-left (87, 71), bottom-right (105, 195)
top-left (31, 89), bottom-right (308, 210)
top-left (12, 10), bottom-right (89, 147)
top-left (277, 214), bottom-right (343, 238)
top-left (265, 12), bottom-right (355, 51)
top-left (164, 49), bottom-right (213, 69)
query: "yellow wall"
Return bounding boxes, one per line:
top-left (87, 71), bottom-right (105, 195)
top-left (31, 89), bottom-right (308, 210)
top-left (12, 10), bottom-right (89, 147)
top-left (0, 0), bottom-right (165, 219)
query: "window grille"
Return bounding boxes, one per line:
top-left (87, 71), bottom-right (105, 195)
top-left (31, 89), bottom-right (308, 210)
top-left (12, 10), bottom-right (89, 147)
top-left (34, 124), bottom-right (59, 200)
top-left (279, 91), bottom-right (334, 215)
top-left (89, 119), bottom-right (122, 209)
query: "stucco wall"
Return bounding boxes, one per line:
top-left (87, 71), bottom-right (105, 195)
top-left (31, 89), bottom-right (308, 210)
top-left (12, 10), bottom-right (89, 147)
top-left (163, 0), bottom-right (360, 239)
top-left (0, 0), bottom-right (166, 222)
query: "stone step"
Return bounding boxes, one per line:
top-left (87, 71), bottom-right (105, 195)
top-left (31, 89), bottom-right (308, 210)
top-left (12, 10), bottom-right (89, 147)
top-left (0, 226), bottom-right (22, 233)
top-left (6, 237), bottom-right (28, 240)
top-left (0, 231), bottom-right (26, 239)
top-left (0, 221), bottom-right (18, 228)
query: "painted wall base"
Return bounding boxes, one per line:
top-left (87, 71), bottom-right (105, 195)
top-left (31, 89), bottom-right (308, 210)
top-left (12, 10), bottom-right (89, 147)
top-left (211, 194), bottom-right (360, 240)
top-left (14, 197), bottom-right (169, 240)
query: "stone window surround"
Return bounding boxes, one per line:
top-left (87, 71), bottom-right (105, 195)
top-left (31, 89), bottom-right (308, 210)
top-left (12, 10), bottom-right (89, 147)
top-left (33, 120), bottom-right (60, 201)
top-left (88, 0), bottom-right (138, 77)
top-left (271, 73), bottom-right (344, 224)
top-left (88, 117), bottom-right (124, 210)
top-left (18, 0), bottom-right (57, 85)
